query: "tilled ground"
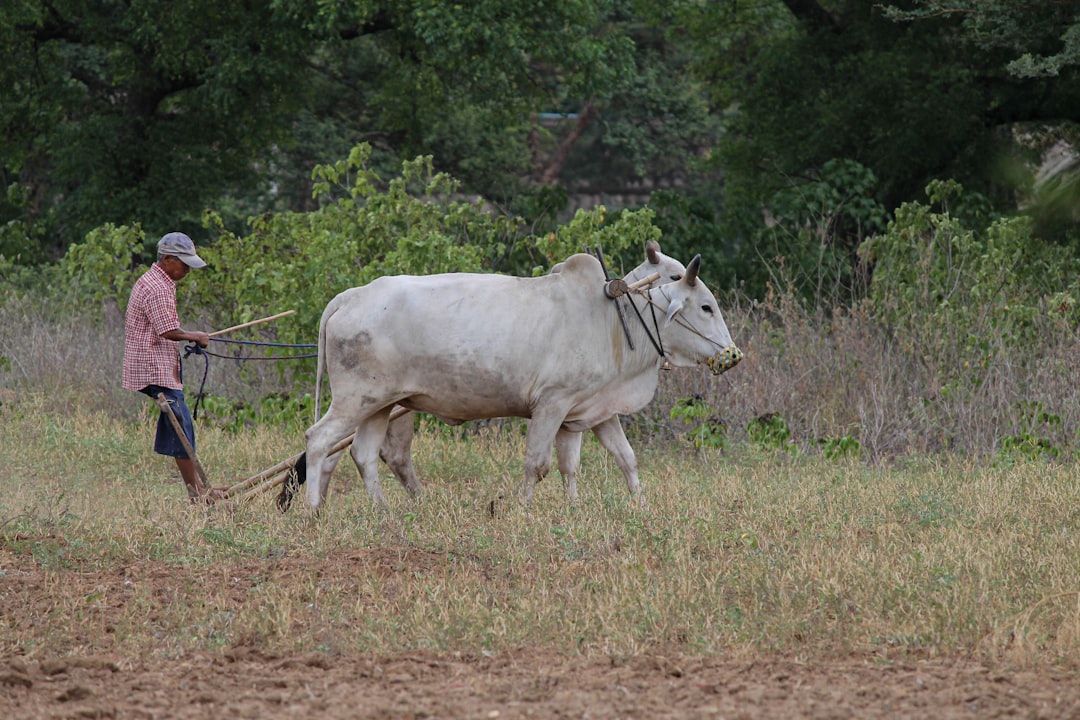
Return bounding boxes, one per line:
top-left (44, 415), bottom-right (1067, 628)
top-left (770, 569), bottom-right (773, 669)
top-left (3, 648), bottom-right (1080, 719)
top-left (3, 546), bottom-right (1079, 718)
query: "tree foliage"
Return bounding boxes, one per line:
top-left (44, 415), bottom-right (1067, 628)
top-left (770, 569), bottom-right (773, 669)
top-left (4, 0), bottom-right (1080, 309)
top-left (882, 1), bottom-right (1080, 78)
top-left (0, 0), bottom-right (316, 260)
top-left (674, 0), bottom-right (1080, 300)
top-left (0, 0), bottom-right (639, 260)
top-left (859, 179), bottom-right (1080, 401)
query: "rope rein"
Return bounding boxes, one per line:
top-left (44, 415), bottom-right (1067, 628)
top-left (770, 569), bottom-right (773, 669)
top-left (622, 291), bottom-right (665, 358)
top-left (181, 337), bottom-right (317, 420)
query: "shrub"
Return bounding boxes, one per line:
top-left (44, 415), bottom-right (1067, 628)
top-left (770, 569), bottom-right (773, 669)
top-left (857, 179), bottom-right (1080, 454)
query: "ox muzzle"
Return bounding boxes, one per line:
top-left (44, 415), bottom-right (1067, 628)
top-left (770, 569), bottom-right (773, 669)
top-left (707, 346), bottom-right (743, 374)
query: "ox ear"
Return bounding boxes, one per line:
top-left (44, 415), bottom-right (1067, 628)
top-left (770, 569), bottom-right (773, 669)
top-left (664, 296), bottom-right (685, 326)
top-left (646, 240), bottom-right (661, 266)
top-left (685, 254), bottom-right (701, 287)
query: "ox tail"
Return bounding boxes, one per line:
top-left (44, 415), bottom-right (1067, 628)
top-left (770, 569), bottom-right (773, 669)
top-left (276, 452), bottom-right (307, 513)
top-left (281, 304), bottom-right (325, 513)
top-left (286, 299), bottom-right (339, 513)
top-left (313, 304), bottom-right (332, 423)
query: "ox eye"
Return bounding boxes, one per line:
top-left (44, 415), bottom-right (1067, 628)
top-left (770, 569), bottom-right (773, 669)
top-left (702, 305), bottom-right (714, 314)
top-left (670, 274), bottom-right (682, 281)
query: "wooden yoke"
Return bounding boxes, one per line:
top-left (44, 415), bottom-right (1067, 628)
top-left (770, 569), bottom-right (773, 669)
top-left (605, 272), bottom-right (661, 298)
top-left (603, 278), bottom-right (629, 298)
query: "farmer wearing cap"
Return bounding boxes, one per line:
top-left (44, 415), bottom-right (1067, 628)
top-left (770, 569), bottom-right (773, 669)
top-left (122, 232), bottom-right (222, 504)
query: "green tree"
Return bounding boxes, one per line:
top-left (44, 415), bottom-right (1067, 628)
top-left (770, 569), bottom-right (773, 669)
top-left (0, 1), bottom-right (639, 261)
top-left (674, 0), bottom-right (1080, 300)
top-left (882, 1), bottom-right (1080, 78)
top-left (0, 0), bottom-right (317, 260)
top-left (882, 0), bottom-right (1080, 246)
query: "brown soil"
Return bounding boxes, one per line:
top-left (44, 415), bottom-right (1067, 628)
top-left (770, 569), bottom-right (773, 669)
top-left (4, 649), bottom-right (1080, 719)
top-left (3, 551), bottom-right (1079, 719)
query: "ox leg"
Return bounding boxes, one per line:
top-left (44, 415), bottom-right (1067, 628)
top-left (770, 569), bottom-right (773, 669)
top-left (304, 405), bottom-right (359, 512)
top-left (380, 410), bottom-right (423, 497)
top-left (350, 408), bottom-right (393, 507)
top-left (591, 416), bottom-right (643, 506)
top-left (520, 411), bottom-right (565, 505)
top-left (554, 429), bottom-right (584, 503)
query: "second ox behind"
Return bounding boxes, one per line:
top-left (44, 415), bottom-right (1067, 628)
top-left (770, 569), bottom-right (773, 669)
top-left (280, 251), bottom-right (742, 512)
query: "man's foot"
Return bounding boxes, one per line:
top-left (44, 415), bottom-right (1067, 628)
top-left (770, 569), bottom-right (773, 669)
top-left (190, 487), bottom-right (228, 505)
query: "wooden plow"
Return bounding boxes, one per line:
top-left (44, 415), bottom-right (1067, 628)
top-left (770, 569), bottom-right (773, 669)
top-left (219, 406), bottom-right (412, 503)
top-left (152, 309), bottom-right (414, 505)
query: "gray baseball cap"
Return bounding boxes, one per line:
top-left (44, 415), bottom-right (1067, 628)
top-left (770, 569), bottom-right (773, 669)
top-left (157, 232), bottom-right (207, 268)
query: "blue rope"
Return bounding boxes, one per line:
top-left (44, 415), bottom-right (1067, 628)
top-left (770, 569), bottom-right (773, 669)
top-left (183, 339), bottom-right (317, 420)
top-left (182, 345), bottom-right (211, 420)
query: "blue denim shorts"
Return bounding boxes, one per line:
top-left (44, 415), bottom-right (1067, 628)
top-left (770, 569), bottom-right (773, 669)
top-left (140, 385), bottom-right (196, 459)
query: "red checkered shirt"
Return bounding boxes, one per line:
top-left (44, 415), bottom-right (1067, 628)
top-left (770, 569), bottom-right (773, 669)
top-left (122, 263), bottom-right (183, 391)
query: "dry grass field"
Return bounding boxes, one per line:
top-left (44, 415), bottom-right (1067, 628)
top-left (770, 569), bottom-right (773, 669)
top-left (3, 390), bottom-right (1080, 718)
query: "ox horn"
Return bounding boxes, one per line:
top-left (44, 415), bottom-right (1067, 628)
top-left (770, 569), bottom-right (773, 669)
top-left (646, 240), bottom-right (661, 265)
top-left (685, 254), bottom-right (701, 287)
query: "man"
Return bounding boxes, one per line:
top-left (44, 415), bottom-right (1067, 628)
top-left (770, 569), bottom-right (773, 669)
top-left (122, 232), bottom-right (221, 504)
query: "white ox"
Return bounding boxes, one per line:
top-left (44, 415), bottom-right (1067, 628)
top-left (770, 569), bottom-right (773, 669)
top-left (373, 241), bottom-right (690, 504)
top-left (279, 252), bottom-right (742, 512)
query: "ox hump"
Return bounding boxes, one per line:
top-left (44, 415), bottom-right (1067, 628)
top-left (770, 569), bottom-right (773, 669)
top-left (558, 253), bottom-right (606, 282)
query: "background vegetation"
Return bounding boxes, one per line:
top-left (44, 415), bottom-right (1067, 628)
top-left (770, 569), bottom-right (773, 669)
top-left (4, 1), bottom-right (1079, 285)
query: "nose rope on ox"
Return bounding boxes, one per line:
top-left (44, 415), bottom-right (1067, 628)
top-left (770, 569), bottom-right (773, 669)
top-left (646, 285), bottom-right (744, 375)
